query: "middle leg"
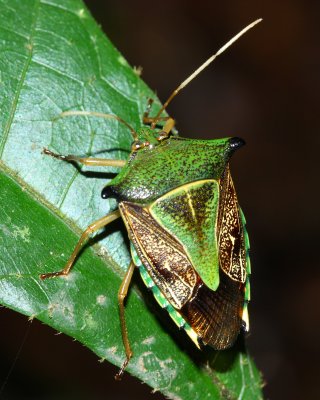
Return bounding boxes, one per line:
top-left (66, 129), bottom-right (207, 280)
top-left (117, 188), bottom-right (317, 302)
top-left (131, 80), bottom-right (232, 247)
top-left (115, 261), bottom-right (136, 380)
top-left (40, 210), bottom-right (121, 280)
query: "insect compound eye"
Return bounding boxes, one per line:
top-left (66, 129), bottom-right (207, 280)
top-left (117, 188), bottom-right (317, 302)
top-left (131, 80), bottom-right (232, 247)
top-left (131, 141), bottom-right (144, 151)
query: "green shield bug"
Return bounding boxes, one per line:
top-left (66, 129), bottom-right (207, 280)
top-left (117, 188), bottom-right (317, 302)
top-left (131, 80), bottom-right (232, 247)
top-left (40, 19), bottom-right (261, 379)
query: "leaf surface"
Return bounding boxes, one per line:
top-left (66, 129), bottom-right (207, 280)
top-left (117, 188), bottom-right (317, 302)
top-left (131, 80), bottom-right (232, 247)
top-left (0, 1), bottom-right (263, 398)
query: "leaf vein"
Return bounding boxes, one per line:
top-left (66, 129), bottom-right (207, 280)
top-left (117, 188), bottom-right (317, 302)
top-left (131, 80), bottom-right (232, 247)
top-left (0, 25), bottom-right (29, 40)
top-left (31, 58), bottom-right (84, 85)
top-left (0, 0), bottom-right (40, 158)
top-left (40, 0), bottom-right (80, 16)
top-left (57, 169), bottom-right (79, 209)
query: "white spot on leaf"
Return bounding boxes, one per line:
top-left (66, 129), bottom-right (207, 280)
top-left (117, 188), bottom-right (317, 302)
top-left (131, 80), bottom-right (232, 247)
top-left (96, 294), bottom-right (107, 306)
top-left (141, 336), bottom-right (156, 346)
top-left (80, 310), bottom-right (97, 331)
top-left (12, 225), bottom-right (30, 242)
top-left (136, 352), bottom-right (177, 391)
top-left (108, 346), bottom-right (117, 354)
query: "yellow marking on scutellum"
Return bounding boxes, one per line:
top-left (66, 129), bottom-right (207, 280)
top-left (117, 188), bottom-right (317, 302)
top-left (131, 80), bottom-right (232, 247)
top-left (186, 190), bottom-right (197, 223)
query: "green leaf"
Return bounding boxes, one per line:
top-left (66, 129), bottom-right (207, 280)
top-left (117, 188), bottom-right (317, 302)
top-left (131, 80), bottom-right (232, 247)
top-left (0, 0), bottom-right (263, 399)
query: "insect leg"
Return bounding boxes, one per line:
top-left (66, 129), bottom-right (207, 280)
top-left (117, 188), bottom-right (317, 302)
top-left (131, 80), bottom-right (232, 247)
top-left (143, 98), bottom-right (154, 121)
top-left (162, 117), bottom-right (175, 134)
top-left (142, 97), bottom-right (175, 138)
top-left (143, 115), bottom-right (170, 125)
top-left (43, 148), bottom-right (126, 168)
top-left (143, 98), bottom-right (171, 126)
top-left (55, 110), bottom-right (138, 141)
top-left (151, 117), bottom-right (176, 141)
top-left (40, 210), bottom-right (120, 280)
top-left (115, 261), bottom-right (135, 381)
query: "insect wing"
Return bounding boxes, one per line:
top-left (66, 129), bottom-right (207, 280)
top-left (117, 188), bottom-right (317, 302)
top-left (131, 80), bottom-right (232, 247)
top-left (218, 168), bottom-right (247, 284)
top-left (180, 268), bottom-right (244, 349)
top-left (119, 201), bottom-right (198, 310)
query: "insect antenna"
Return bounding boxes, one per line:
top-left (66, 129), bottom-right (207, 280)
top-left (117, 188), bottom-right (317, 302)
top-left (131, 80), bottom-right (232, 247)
top-left (151, 18), bottom-right (262, 129)
top-left (55, 110), bottom-right (139, 141)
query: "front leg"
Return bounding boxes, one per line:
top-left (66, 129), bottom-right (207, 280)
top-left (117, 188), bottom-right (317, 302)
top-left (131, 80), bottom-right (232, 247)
top-left (43, 148), bottom-right (125, 168)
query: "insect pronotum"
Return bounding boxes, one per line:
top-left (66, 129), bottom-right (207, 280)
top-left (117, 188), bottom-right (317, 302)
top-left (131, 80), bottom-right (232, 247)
top-left (40, 19), bottom-right (262, 379)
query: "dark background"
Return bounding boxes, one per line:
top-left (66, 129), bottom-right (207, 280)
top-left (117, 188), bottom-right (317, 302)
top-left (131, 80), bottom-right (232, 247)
top-left (1, 1), bottom-right (320, 399)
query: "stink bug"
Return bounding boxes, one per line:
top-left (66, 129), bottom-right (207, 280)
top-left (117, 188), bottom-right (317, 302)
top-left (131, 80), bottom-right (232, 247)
top-left (40, 19), bottom-right (261, 379)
